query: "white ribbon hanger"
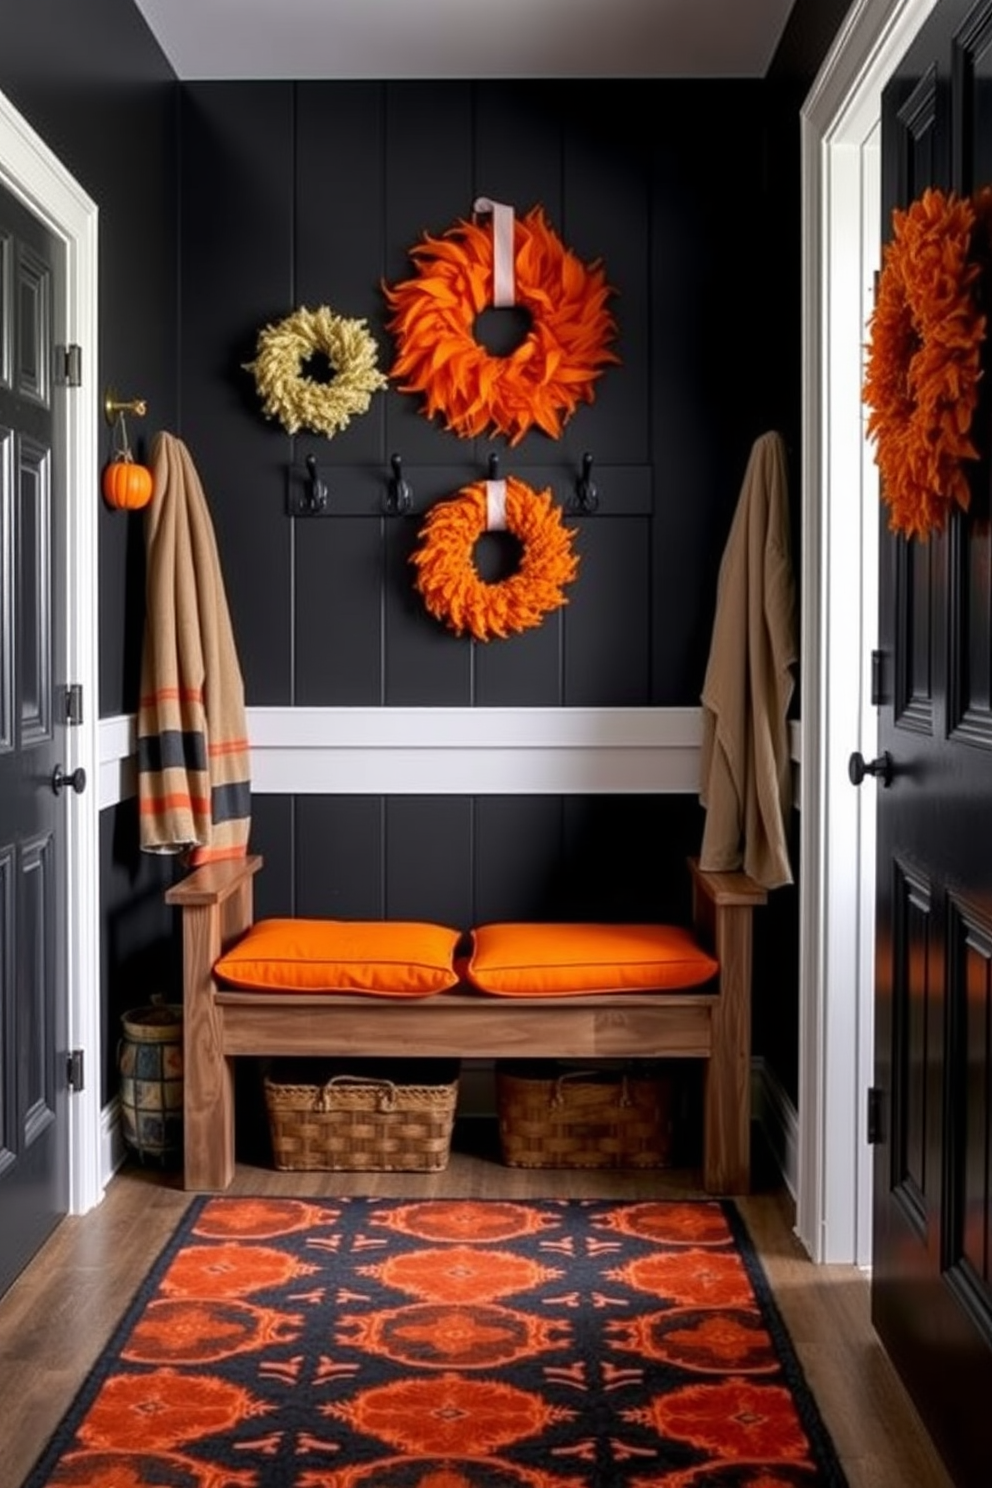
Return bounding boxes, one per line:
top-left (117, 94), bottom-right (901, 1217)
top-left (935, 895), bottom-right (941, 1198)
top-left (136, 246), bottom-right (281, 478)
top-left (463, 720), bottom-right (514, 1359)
top-left (473, 197), bottom-right (515, 308)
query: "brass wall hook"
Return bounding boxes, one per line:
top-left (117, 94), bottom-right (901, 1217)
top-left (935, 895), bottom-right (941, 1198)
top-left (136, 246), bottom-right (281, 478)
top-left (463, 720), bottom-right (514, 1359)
top-left (104, 389), bottom-right (148, 425)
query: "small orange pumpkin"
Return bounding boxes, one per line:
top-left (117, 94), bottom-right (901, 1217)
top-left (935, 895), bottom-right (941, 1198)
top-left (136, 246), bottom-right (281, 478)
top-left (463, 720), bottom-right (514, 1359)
top-left (102, 456), bottom-right (153, 511)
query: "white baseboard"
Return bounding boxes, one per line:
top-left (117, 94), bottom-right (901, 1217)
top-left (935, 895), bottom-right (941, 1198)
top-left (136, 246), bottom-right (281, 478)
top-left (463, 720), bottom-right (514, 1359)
top-left (101, 1095), bottom-right (128, 1181)
top-left (752, 1056), bottom-right (799, 1199)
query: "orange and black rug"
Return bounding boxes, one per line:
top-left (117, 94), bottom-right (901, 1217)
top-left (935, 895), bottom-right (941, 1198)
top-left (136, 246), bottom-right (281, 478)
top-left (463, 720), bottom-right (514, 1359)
top-left (25, 1197), bottom-right (849, 1487)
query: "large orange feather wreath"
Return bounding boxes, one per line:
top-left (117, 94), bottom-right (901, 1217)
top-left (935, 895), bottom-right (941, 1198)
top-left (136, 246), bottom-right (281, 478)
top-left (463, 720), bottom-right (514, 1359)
top-left (863, 187), bottom-right (992, 539)
top-left (411, 477), bottom-right (579, 641)
top-left (384, 206), bottom-right (619, 446)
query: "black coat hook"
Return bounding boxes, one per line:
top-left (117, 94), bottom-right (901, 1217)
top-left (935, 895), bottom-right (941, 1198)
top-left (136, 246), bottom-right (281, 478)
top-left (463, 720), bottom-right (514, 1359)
top-left (304, 455), bottom-right (329, 513)
top-left (385, 453), bottom-right (413, 516)
top-left (572, 451), bottom-right (599, 513)
top-left (488, 452), bottom-right (500, 480)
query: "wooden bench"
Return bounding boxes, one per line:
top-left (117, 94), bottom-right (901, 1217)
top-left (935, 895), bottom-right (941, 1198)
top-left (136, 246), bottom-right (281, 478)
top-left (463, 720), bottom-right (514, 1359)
top-left (166, 855), bottom-right (766, 1194)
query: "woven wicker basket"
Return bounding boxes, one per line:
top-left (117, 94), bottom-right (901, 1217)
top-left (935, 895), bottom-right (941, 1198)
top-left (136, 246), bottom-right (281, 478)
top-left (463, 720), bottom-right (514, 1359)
top-left (263, 1059), bottom-right (460, 1172)
top-left (496, 1060), bottom-right (674, 1169)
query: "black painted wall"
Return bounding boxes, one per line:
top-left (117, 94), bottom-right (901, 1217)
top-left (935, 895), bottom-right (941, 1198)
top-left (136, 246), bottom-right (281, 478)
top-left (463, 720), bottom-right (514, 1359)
top-left (1, 0), bottom-right (853, 1116)
top-left (179, 80), bottom-right (793, 716)
top-left (0, 0), bottom-right (179, 713)
top-left (0, 0), bottom-right (182, 1103)
top-left (178, 77), bottom-right (796, 939)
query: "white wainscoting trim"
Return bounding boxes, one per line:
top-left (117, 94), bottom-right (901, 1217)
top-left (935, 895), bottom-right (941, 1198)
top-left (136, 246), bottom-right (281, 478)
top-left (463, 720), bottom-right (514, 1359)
top-left (99, 712), bottom-right (137, 809)
top-left (100, 706), bottom-right (707, 804)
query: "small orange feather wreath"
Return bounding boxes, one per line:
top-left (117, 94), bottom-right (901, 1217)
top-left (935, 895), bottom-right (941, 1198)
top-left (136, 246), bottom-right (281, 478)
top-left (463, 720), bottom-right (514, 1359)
top-left (863, 187), bottom-right (992, 539)
top-left (410, 477), bottom-right (579, 641)
top-left (384, 206), bottom-right (619, 447)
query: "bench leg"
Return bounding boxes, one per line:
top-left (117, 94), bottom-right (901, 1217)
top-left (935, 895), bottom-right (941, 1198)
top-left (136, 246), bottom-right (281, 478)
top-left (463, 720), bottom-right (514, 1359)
top-left (180, 899), bottom-right (236, 1191)
top-left (702, 899), bottom-right (754, 1194)
top-left (184, 1023), bottom-right (235, 1192)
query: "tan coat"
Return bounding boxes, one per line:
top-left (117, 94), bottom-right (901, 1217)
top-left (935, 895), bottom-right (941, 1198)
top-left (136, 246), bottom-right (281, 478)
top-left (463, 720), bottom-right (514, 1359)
top-left (698, 431), bottom-right (797, 889)
top-left (137, 432), bottom-right (251, 865)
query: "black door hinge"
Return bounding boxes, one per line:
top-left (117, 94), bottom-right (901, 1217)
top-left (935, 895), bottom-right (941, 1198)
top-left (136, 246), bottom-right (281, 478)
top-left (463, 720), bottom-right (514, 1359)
top-left (870, 651), bottom-right (885, 707)
top-left (867, 1086), bottom-right (883, 1145)
top-left (64, 683), bottom-right (83, 726)
top-left (67, 1049), bottom-right (85, 1092)
top-left (57, 344), bottom-right (83, 388)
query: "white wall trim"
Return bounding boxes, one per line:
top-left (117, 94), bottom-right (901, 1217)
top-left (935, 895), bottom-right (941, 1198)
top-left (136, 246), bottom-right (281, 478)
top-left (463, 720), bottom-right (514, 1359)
top-left (0, 87), bottom-right (102, 1218)
top-left (799, 0), bottom-right (937, 1264)
top-left (101, 705), bottom-right (712, 804)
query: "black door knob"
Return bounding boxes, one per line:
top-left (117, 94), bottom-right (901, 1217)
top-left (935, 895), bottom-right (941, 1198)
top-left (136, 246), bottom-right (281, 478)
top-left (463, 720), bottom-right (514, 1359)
top-left (52, 764), bottom-right (87, 796)
top-left (848, 751), bottom-right (893, 788)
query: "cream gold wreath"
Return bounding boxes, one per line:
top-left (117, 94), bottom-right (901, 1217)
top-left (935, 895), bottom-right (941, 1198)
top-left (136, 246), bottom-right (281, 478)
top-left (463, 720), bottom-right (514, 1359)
top-left (244, 305), bottom-right (388, 438)
top-left (410, 476), bottom-right (580, 642)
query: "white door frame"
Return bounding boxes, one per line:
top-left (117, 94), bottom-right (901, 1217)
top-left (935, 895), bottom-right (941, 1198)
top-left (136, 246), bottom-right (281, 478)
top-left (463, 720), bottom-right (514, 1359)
top-left (798, 0), bottom-right (938, 1264)
top-left (0, 88), bottom-right (102, 1216)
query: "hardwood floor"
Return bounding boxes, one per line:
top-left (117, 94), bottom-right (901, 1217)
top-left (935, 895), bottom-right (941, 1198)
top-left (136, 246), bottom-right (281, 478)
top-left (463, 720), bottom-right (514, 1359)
top-left (0, 1120), bottom-right (955, 1488)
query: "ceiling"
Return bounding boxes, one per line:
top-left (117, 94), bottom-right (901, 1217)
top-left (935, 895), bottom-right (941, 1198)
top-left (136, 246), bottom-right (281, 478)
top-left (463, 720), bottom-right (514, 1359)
top-left (130, 0), bottom-right (799, 81)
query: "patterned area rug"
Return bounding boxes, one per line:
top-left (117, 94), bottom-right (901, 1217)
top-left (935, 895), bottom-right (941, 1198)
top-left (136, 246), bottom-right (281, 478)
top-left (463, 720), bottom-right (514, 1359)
top-left (25, 1197), bottom-right (849, 1487)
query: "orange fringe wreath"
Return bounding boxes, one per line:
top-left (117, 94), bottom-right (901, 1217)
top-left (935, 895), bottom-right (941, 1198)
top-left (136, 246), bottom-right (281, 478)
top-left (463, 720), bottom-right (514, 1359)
top-left (410, 477), bottom-right (579, 641)
top-left (384, 206), bottom-right (619, 447)
top-left (863, 186), bottom-right (992, 539)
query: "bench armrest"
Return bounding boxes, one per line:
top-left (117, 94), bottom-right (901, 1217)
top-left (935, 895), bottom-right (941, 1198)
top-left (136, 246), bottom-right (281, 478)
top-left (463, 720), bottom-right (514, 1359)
top-left (165, 854), bottom-right (263, 911)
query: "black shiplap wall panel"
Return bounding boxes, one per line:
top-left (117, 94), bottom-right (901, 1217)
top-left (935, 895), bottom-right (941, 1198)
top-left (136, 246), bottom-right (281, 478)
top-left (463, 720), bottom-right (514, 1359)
top-left (172, 80), bottom-right (791, 718)
top-left (561, 795), bottom-right (702, 924)
top-left (474, 797), bottom-right (564, 922)
top-left (384, 516), bottom-right (473, 704)
top-left (474, 596), bottom-right (565, 706)
top-left (648, 84), bottom-right (776, 705)
top-left (382, 83), bottom-right (475, 466)
top-left (473, 83), bottom-right (563, 224)
top-left (386, 797), bottom-right (474, 927)
top-left (295, 81), bottom-right (387, 472)
top-left (248, 795), bottom-right (294, 921)
top-left (100, 802), bottom-right (179, 1104)
top-left (296, 516), bottom-right (385, 705)
top-left (559, 85), bottom-right (650, 469)
top-left (564, 516), bottom-right (651, 705)
top-left (253, 793), bottom-right (709, 930)
top-left (752, 812), bottom-right (800, 1099)
top-left (164, 76), bottom-right (798, 1098)
top-left (179, 84), bottom-right (295, 705)
top-left (293, 86), bottom-right (388, 697)
top-left (472, 81), bottom-right (564, 470)
top-left (296, 797), bottom-right (385, 918)
top-left (0, 4), bottom-right (180, 718)
top-left (0, 1), bottom-right (183, 1122)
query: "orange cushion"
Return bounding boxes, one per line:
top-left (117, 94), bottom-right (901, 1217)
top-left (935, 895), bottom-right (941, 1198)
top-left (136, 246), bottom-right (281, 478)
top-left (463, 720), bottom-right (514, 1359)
top-left (213, 918), bottom-right (461, 996)
top-left (464, 922), bottom-right (718, 996)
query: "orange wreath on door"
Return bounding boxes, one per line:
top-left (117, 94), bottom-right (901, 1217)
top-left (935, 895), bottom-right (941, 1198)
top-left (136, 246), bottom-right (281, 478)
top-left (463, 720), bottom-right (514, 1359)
top-left (384, 205), bottom-right (619, 447)
top-left (863, 186), bottom-right (992, 539)
top-left (410, 477), bottom-right (579, 641)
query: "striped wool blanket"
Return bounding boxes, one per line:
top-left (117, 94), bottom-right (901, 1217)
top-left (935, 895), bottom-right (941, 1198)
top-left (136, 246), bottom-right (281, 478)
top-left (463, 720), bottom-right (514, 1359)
top-left (137, 432), bottom-right (251, 865)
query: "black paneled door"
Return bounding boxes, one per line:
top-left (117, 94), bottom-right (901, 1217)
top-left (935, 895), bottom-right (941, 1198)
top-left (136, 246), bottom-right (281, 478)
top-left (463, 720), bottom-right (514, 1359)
top-left (0, 179), bottom-right (69, 1296)
top-left (871, 2), bottom-right (992, 1484)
